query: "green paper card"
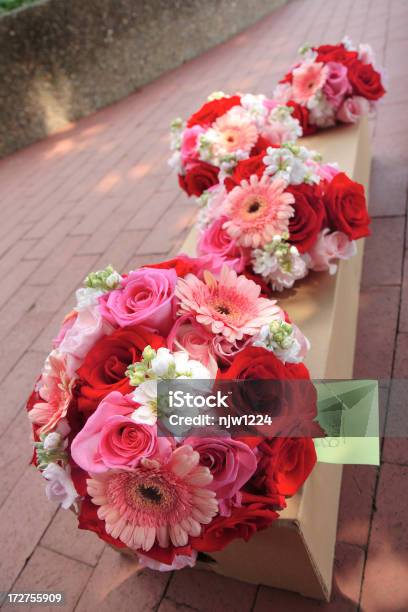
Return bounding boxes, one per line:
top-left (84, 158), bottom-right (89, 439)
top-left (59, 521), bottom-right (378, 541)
top-left (313, 380), bottom-right (379, 465)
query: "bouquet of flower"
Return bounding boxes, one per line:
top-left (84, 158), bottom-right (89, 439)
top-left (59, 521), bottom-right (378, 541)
top-left (273, 38), bottom-right (386, 134)
top-left (169, 91), bottom-right (302, 198)
top-left (195, 143), bottom-right (370, 291)
top-left (26, 257), bottom-right (319, 571)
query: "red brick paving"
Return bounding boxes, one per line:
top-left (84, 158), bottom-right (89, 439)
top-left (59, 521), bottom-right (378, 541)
top-left (0, 0), bottom-right (408, 610)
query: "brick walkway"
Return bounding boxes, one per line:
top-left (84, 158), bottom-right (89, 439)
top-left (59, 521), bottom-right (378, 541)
top-left (1, 0), bottom-right (407, 609)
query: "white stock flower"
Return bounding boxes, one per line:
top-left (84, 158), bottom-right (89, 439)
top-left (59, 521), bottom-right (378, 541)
top-left (42, 463), bottom-right (78, 510)
top-left (43, 432), bottom-right (64, 451)
top-left (308, 92), bottom-right (336, 128)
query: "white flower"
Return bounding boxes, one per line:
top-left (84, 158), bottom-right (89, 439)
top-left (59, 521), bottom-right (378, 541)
top-left (263, 148), bottom-right (306, 185)
top-left (42, 463), bottom-right (78, 510)
top-left (307, 92), bottom-right (336, 128)
top-left (131, 380), bottom-right (158, 425)
top-left (252, 244), bottom-right (308, 292)
top-left (173, 351), bottom-right (211, 379)
top-left (254, 321), bottom-right (310, 363)
top-left (240, 93), bottom-right (268, 126)
top-left (151, 348), bottom-right (176, 377)
top-left (342, 36), bottom-right (356, 51)
top-left (43, 432), bottom-right (64, 451)
top-left (168, 150), bottom-right (183, 173)
top-left (75, 286), bottom-right (105, 311)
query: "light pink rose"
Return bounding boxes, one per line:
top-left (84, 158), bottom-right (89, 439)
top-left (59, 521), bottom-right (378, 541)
top-left (198, 217), bottom-right (248, 273)
top-left (336, 95), bottom-right (371, 123)
top-left (211, 334), bottom-right (251, 365)
top-left (181, 125), bottom-right (205, 164)
top-left (71, 391), bottom-right (170, 473)
top-left (167, 315), bottom-right (218, 377)
top-left (100, 268), bottom-right (177, 334)
top-left (308, 229), bottom-right (357, 274)
top-left (184, 436), bottom-right (257, 500)
top-left (322, 62), bottom-right (351, 109)
top-left (56, 305), bottom-right (113, 376)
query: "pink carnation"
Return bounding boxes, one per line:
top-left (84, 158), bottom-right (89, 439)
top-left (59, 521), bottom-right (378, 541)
top-left (29, 351), bottom-right (74, 435)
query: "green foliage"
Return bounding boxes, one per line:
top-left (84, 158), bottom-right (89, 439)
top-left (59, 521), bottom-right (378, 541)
top-left (0, 0), bottom-right (38, 13)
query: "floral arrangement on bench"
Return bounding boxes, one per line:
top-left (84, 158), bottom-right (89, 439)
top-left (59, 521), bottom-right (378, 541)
top-left (194, 142), bottom-right (370, 291)
top-left (26, 258), bottom-right (319, 571)
top-left (169, 92), bottom-right (302, 198)
top-left (273, 38), bottom-right (386, 134)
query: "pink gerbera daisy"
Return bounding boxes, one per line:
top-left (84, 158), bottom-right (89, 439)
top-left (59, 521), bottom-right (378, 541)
top-left (222, 175), bottom-right (295, 248)
top-left (175, 265), bottom-right (281, 342)
top-left (87, 446), bottom-right (218, 551)
top-left (212, 107), bottom-right (258, 156)
top-left (292, 60), bottom-right (329, 104)
top-left (29, 350), bottom-right (73, 434)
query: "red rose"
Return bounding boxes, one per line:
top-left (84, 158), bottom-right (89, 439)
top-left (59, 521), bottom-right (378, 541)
top-left (216, 347), bottom-right (317, 436)
top-left (147, 255), bottom-right (204, 278)
top-left (224, 153), bottom-right (266, 192)
top-left (187, 95), bottom-right (241, 128)
top-left (179, 161), bottom-right (220, 197)
top-left (287, 100), bottom-right (316, 136)
top-left (347, 60), bottom-right (385, 101)
top-left (250, 135), bottom-right (272, 156)
top-left (324, 172), bottom-right (370, 240)
top-left (315, 44), bottom-right (358, 65)
top-left (191, 491), bottom-right (281, 552)
top-left (287, 183), bottom-right (325, 253)
top-left (76, 327), bottom-right (165, 415)
top-left (254, 437), bottom-right (317, 497)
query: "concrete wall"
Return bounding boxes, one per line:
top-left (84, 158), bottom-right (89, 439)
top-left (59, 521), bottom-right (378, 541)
top-left (0, 0), bottom-right (288, 158)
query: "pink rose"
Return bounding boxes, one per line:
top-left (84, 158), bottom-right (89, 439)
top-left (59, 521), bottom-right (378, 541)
top-left (181, 125), bottom-right (205, 164)
top-left (212, 334), bottom-right (251, 365)
top-left (100, 268), bottom-right (177, 334)
top-left (167, 315), bottom-right (218, 377)
top-left (198, 217), bottom-right (248, 273)
top-left (308, 229), bottom-right (357, 274)
top-left (336, 95), bottom-right (371, 123)
top-left (184, 436), bottom-right (257, 500)
top-left (322, 62), bottom-right (351, 109)
top-left (71, 391), bottom-right (170, 472)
